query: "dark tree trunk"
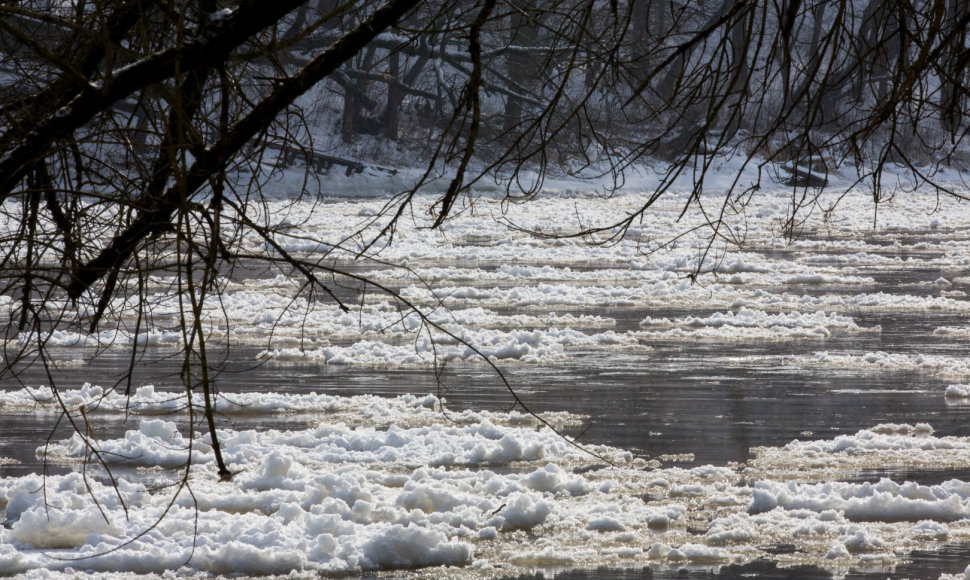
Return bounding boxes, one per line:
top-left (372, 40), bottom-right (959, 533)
top-left (502, 7), bottom-right (539, 136)
top-left (383, 51), bottom-right (403, 140)
top-left (942, 0), bottom-right (969, 134)
top-left (341, 45), bottom-right (377, 141)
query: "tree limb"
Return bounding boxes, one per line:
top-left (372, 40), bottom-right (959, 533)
top-left (67, 0), bottom-right (420, 300)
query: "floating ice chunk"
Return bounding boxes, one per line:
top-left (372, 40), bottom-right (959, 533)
top-left (521, 463), bottom-right (589, 496)
top-left (138, 419), bottom-right (183, 444)
top-left (12, 504), bottom-right (123, 549)
top-left (15, 329), bottom-right (184, 348)
top-left (397, 484), bottom-right (487, 514)
top-left (360, 524), bottom-right (473, 569)
top-left (869, 423), bottom-right (934, 435)
top-left (795, 350), bottom-right (970, 375)
top-left (645, 505), bottom-right (685, 529)
top-left (908, 520), bottom-right (948, 540)
top-left (257, 326), bottom-right (612, 364)
top-left (491, 492), bottom-right (551, 530)
top-left (41, 418), bottom-right (203, 468)
top-left (670, 484), bottom-right (706, 497)
top-left (645, 542), bottom-right (674, 559)
top-left (839, 528), bottom-right (887, 550)
top-left (664, 543), bottom-right (729, 563)
top-left (825, 541), bottom-right (851, 559)
top-left (0, 544), bottom-right (31, 575)
top-left (786, 273), bottom-right (844, 284)
top-left (586, 515), bottom-right (624, 531)
top-left (750, 479), bottom-right (970, 522)
top-left (241, 451), bottom-right (307, 491)
top-left (749, 423), bottom-right (970, 478)
top-left (936, 326), bottom-right (970, 337)
top-left (946, 384), bottom-right (970, 398)
top-left (194, 540), bottom-right (308, 575)
top-left (638, 308), bottom-right (865, 341)
top-left (716, 259), bottom-right (771, 273)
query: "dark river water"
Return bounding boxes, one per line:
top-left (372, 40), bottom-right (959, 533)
top-left (7, 307), bottom-right (970, 475)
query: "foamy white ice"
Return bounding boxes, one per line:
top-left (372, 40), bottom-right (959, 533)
top-left (4, 386), bottom-right (970, 577)
top-left (6, 181), bottom-right (970, 370)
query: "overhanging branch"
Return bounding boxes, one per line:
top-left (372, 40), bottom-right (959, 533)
top-left (67, 0), bottom-right (421, 301)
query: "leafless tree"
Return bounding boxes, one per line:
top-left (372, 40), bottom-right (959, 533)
top-left (2, 0), bottom-right (970, 482)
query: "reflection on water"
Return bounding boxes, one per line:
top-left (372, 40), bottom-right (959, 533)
top-left (7, 321), bottom-right (970, 477)
top-left (6, 298), bottom-right (970, 471)
top-left (504, 540), bottom-right (970, 579)
top-left (508, 545), bottom-right (970, 580)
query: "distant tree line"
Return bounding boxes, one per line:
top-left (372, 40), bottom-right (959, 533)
top-left (1, 0), bottom-right (969, 478)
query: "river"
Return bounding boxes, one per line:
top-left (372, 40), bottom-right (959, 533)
top-left (4, 187), bottom-right (970, 577)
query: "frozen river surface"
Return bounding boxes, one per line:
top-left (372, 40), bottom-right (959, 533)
top-left (6, 177), bottom-right (970, 578)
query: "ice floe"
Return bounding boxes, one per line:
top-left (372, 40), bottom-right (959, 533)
top-left (3, 386), bottom-right (970, 577)
top-left (5, 186), bottom-right (970, 377)
top-left (6, 176), bottom-right (970, 579)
